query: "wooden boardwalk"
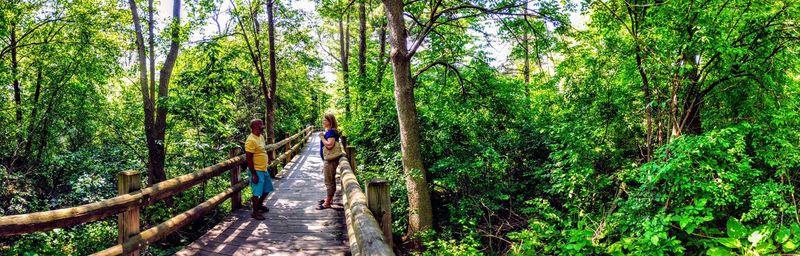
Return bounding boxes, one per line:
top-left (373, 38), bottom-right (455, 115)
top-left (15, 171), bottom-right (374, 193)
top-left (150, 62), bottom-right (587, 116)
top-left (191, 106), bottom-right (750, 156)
top-left (176, 134), bottom-right (349, 256)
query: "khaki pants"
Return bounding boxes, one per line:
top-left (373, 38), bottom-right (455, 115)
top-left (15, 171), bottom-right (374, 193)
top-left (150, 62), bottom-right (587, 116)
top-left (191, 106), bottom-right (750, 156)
top-left (323, 159), bottom-right (339, 197)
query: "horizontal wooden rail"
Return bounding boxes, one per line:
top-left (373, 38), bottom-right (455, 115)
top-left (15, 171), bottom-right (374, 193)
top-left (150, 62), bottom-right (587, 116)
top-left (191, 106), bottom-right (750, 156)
top-left (340, 156), bottom-right (395, 256)
top-left (91, 180), bottom-right (249, 256)
top-left (0, 156), bottom-right (242, 236)
top-left (0, 126), bottom-right (314, 238)
top-left (270, 129), bottom-right (312, 175)
top-left (264, 127), bottom-right (312, 152)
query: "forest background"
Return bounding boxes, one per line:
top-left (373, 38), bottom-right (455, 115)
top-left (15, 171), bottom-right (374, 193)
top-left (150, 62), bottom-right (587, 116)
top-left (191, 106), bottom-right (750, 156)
top-left (0, 0), bottom-right (798, 255)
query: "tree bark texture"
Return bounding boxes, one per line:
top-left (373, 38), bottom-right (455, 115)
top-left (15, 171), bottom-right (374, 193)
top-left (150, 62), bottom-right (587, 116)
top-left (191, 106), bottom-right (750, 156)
top-left (382, 0), bottom-right (434, 240)
top-left (11, 25), bottom-right (22, 122)
top-left (375, 24), bottom-right (387, 85)
top-left (340, 15), bottom-right (351, 115)
top-left (266, 0), bottom-right (277, 162)
top-left (522, 7), bottom-right (530, 87)
top-left (129, 0), bottom-right (181, 186)
top-left (358, 0), bottom-right (366, 78)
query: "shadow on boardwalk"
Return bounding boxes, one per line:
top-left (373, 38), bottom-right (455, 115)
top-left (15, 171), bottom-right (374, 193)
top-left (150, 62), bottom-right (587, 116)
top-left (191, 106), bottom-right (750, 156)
top-left (175, 135), bottom-right (349, 256)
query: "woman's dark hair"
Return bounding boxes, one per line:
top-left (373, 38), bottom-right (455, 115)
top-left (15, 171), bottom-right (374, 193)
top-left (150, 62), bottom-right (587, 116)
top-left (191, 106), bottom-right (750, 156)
top-left (324, 113), bottom-right (339, 134)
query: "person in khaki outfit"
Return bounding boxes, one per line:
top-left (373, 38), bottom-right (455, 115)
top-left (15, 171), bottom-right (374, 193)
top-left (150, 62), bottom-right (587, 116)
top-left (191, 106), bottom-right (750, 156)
top-left (246, 119), bottom-right (274, 220)
top-left (317, 114), bottom-right (340, 210)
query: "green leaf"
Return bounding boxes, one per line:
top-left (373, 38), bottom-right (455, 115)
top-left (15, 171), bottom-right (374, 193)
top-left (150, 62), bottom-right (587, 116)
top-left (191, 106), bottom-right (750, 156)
top-left (707, 247), bottom-right (736, 256)
top-left (756, 239), bottom-right (776, 254)
top-left (695, 197), bottom-right (708, 208)
top-left (717, 238), bottom-right (742, 248)
top-left (727, 218), bottom-right (748, 239)
top-left (651, 235), bottom-right (660, 245)
top-left (777, 227), bottom-right (790, 244)
top-left (784, 240), bottom-right (798, 252)
top-left (679, 216), bottom-right (690, 229)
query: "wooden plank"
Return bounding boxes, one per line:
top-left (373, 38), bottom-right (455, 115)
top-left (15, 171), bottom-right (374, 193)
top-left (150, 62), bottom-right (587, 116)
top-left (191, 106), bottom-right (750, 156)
top-left (191, 239), bottom-right (348, 251)
top-left (176, 134), bottom-right (349, 255)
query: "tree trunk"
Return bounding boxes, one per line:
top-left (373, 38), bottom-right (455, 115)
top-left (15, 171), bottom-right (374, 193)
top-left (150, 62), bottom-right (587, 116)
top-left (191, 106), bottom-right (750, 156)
top-left (128, 0), bottom-right (154, 185)
top-left (670, 61), bottom-right (680, 139)
top-left (340, 15), bottom-right (351, 115)
top-left (681, 102), bottom-right (702, 135)
top-left (23, 68), bottom-right (43, 156)
top-left (375, 24), bottom-right (387, 85)
top-left (626, 2), bottom-right (652, 161)
top-left (635, 45), bottom-right (653, 162)
top-left (247, 0), bottom-right (271, 137)
top-left (522, 7), bottom-right (530, 90)
top-left (358, 0), bottom-right (366, 78)
top-left (232, 0), bottom-right (272, 157)
top-left (266, 0), bottom-right (277, 166)
top-left (128, 0), bottom-right (180, 186)
top-left (148, 0), bottom-right (156, 101)
top-left (670, 53), bottom-right (704, 138)
top-left (11, 25), bottom-right (22, 122)
top-left (383, 0), bottom-right (433, 242)
top-left (356, 1), bottom-right (366, 114)
top-left (152, 0), bottom-right (182, 185)
top-left (681, 54), bottom-right (702, 135)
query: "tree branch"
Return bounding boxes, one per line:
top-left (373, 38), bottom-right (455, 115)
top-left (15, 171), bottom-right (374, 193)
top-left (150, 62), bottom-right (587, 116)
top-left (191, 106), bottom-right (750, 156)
top-left (413, 61), bottom-right (467, 100)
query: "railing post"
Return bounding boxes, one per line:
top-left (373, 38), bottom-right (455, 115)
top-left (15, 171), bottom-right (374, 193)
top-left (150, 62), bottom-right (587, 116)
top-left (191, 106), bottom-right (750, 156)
top-left (117, 170), bottom-right (141, 256)
top-left (286, 132), bottom-right (292, 162)
top-left (229, 148), bottom-right (242, 210)
top-left (347, 146), bottom-right (356, 173)
top-left (341, 135), bottom-right (348, 150)
top-left (367, 179), bottom-right (393, 249)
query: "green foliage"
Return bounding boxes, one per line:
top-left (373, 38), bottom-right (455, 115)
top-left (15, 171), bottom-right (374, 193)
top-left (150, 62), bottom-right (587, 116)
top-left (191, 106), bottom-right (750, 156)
top-left (0, 0), bottom-right (323, 254)
top-left (422, 231), bottom-right (484, 256)
top-left (4, 221), bottom-right (116, 256)
top-left (1, 0), bottom-right (798, 254)
top-left (705, 219), bottom-right (800, 255)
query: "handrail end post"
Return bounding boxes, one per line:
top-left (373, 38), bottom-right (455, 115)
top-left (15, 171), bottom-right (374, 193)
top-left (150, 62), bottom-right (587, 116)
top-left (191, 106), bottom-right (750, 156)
top-left (117, 170), bottom-right (142, 256)
top-left (367, 179), bottom-right (393, 249)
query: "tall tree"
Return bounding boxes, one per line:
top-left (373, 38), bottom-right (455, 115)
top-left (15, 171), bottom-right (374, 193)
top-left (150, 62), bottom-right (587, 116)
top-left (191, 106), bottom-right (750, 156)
top-left (357, 0), bottom-right (366, 78)
top-left (229, 0), bottom-right (279, 173)
top-left (339, 12), bottom-right (351, 115)
top-left (382, 0), bottom-right (433, 240)
top-left (1, 0), bottom-right (123, 173)
top-left (265, 0), bottom-right (277, 166)
top-left (230, 0), bottom-right (268, 110)
top-left (128, 0), bottom-right (182, 186)
top-left (375, 22), bottom-right (388, 85)
top-left (382, 0), bottom-right (550, 242)
top-left (494, 0), bottom-right (557, 98)
top-left (596, 0), bottom-right (799, 147)
top-left (1, 0), bottom-right (66, 151)
top-left (10, 21), bottom-right (20, 122)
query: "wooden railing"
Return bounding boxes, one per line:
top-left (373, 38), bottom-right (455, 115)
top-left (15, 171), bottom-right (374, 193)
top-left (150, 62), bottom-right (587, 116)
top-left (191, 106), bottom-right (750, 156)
top-left (339, 136), bottom-right (395, 256)
top-left (0, 126), bottom-right (314, 255)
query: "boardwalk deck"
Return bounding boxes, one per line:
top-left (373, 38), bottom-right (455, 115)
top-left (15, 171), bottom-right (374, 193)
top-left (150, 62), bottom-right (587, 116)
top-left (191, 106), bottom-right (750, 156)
top-left (176, 134), bottom-right (349, 256)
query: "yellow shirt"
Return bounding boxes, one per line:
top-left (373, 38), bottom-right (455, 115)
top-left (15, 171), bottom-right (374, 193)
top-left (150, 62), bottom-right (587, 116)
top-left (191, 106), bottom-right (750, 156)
top-left (245, 133), bottom-right (268, 171)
